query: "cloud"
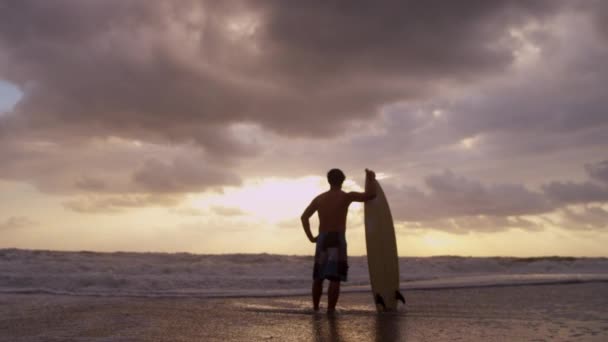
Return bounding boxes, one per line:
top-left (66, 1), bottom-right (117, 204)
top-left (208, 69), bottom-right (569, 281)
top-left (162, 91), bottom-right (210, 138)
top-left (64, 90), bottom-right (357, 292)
top-left (584, 0), bottom-right (608, 38)
top-left (132, 158), bottom-right (241, 193)
top-left (237, 9), bottom-right (608, 185)
top-left (210, 206), bottom-right (246, 217)
top-left (558, 206), bottom-right (608, 230)
top-left (387, 170), bottom-right (551, 221)
top-left (178, 216), bottom-right (262, 233)
top-left (170, 207), bottom-right (208, 217)
top-left (0, 0), bottom-right (564, 153)
top-left (385, 163), bottom-right (608, 232)
top-left (171, 205), bottom-right (245, 217)
top-left (400, 215), bottom-right (544, 234)
top-left (276, 217), bottom-right (304, 231)
top-left (74, 177), bottom-right (107, 192)
top-left (0, 216), bottom-right (35, 230)
top-left (542, 181), bottom-right (608, 206)
top-left (0, 0), bottom-right (607, 235)
top-left (63, 194), bottom-right (181, 214)
top-left (0, 138), bottom-right (240, 196)
top-left (585, 160), bottom-right (608, 185)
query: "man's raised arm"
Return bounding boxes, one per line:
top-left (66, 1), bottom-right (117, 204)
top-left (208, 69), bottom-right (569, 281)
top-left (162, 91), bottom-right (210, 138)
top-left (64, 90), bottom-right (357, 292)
top-left (301, 198), bottom-right (318, 243)
top-left (347, 169), bottom-right (377, 202)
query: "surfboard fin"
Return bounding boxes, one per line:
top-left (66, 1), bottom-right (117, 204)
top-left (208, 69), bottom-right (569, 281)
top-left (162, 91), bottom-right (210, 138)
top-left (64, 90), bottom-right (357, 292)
top-left (396, 290), bottom-right (406, 304)
top-left (375, 294), bottom-right (387, 310)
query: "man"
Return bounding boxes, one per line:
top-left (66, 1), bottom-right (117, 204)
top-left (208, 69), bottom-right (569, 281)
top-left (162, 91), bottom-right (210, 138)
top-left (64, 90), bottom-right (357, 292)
top-left (301, 168), bottom-right (376, 313)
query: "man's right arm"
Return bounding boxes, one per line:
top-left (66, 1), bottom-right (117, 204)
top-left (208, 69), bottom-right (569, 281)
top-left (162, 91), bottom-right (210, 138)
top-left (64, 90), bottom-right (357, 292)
top-left (301, 197), bottom-right (318, 243)
top-left (347, 169), bottom-right (377, 202)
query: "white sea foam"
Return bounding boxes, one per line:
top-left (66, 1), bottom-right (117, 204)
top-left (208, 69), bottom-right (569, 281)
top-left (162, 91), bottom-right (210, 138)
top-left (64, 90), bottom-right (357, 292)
top-left (0, 249), bottom-right (606, 298)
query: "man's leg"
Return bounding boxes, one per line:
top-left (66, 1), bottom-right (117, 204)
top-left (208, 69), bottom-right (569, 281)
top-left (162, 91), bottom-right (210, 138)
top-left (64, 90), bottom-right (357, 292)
top-left (327, 280), bottom-right (340, 313)
top-left (312, 279), bottom-right (323, 311)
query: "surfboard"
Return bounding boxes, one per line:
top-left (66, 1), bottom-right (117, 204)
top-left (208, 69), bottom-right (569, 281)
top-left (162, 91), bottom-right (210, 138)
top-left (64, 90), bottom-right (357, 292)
top-left (364, 180), bottom-right (405, 312)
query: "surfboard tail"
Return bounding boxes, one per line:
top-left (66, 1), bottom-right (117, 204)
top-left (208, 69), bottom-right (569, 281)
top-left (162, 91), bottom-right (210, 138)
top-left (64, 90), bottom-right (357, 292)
top-left (375, 293), bottom-right (387, 310)
top-left (396, 290), bottom-right (406, 304)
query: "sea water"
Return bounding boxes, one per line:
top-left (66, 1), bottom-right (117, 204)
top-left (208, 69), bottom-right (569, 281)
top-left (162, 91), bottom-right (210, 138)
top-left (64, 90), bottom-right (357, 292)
top-left (1, 249), bottom-right (606, 298)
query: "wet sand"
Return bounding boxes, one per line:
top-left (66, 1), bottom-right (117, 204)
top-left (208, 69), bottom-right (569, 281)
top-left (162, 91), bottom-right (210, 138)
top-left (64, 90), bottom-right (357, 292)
top-left (1, 283), bottom-right (607, 341)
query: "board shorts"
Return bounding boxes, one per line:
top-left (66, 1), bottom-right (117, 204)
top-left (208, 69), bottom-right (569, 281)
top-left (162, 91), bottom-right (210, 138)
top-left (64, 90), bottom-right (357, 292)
top-left (313, 231), bottom-right (348, 282)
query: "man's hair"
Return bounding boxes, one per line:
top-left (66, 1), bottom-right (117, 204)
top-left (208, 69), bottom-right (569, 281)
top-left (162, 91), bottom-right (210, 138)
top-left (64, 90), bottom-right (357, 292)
top-left (327, 168), bottom-right (346, 187)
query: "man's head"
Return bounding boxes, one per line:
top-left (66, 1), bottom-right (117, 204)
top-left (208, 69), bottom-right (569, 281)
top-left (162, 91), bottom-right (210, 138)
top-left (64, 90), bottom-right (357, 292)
top-left (327, 168), bottom-right (345, 188)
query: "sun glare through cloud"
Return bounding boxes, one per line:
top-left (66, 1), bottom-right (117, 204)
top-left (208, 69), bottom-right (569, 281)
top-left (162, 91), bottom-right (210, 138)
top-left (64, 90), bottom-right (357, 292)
top-left (191, 177), bottom-right (327, 223)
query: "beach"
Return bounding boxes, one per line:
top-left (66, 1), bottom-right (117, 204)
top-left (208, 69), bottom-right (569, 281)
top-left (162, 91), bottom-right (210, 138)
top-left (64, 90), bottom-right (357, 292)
top-left (3, 1), bottom-right (608, 338)
top-left (2, 282), bottom-right (607, 341)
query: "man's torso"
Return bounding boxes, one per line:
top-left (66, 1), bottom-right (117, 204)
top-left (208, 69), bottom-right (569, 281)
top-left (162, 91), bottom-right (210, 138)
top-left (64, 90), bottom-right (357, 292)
top-left (316, 190), bottom-right (351, 233)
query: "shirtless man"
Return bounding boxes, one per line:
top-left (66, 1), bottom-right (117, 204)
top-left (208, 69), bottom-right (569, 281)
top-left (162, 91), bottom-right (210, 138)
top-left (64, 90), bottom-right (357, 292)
top-left (301, 168), bottom-right (376, 313)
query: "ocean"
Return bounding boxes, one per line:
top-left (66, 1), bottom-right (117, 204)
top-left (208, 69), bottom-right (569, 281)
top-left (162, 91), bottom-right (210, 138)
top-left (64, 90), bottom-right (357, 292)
top-left (2, 249), bottom-right (608, 341)
top-left (1, 248), bottom-right (607, 298)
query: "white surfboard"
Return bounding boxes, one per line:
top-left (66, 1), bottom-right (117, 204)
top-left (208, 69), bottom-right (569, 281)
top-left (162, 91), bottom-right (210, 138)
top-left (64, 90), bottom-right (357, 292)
top-left (364, 180), bottom-right (404, 311)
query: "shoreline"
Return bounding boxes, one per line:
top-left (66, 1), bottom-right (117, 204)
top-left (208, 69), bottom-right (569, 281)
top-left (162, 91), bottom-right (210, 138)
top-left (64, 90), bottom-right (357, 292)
top-left (2, 282), bottom-right (607, 341)
top-left (1, 273), bottom-right (607, 300)
top-left (3, 247), bottom-right (608, 259)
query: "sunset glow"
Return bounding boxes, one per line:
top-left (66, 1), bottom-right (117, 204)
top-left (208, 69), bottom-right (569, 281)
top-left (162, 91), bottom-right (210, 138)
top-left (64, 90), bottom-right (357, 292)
top-left (191, 177), bottom-right (327, 223)
top-left (1, 1), bottom-right (608, 257)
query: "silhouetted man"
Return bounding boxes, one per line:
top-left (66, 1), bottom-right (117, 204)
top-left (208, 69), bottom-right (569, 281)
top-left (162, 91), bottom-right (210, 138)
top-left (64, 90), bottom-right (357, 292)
top-left (301, 168), bottom-right (376, 313)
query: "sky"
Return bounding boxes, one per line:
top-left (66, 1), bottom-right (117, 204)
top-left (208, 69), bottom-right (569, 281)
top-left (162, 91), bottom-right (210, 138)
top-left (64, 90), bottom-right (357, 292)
top-left (1, 0), bottom-right (608, 256)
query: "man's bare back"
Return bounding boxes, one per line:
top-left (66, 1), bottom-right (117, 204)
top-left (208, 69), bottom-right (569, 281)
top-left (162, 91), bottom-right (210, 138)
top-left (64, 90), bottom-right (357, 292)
top-left (301, 169), bottom-right (376, 240)
top-left (310, 188), bottom-right (376, 233)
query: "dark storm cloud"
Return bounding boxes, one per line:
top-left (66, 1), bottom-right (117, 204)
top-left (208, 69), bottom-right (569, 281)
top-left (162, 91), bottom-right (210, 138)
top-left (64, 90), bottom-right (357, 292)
top-left (0, 0), bottom-right (564, 151)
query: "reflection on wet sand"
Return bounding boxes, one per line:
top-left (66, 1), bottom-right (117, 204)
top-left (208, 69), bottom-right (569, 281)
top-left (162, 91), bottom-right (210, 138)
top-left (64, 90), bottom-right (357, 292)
top-left (312, 315), bottom-right (340, 342)
top-left (374, 314), bottom-right (402, 342)
top-left (311, 312), bottom-right (403, 342)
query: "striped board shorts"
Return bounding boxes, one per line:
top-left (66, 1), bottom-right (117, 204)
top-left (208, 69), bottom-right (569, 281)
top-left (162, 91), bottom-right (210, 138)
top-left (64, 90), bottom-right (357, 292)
top-left (313, 231), bottom-right (348, 282)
